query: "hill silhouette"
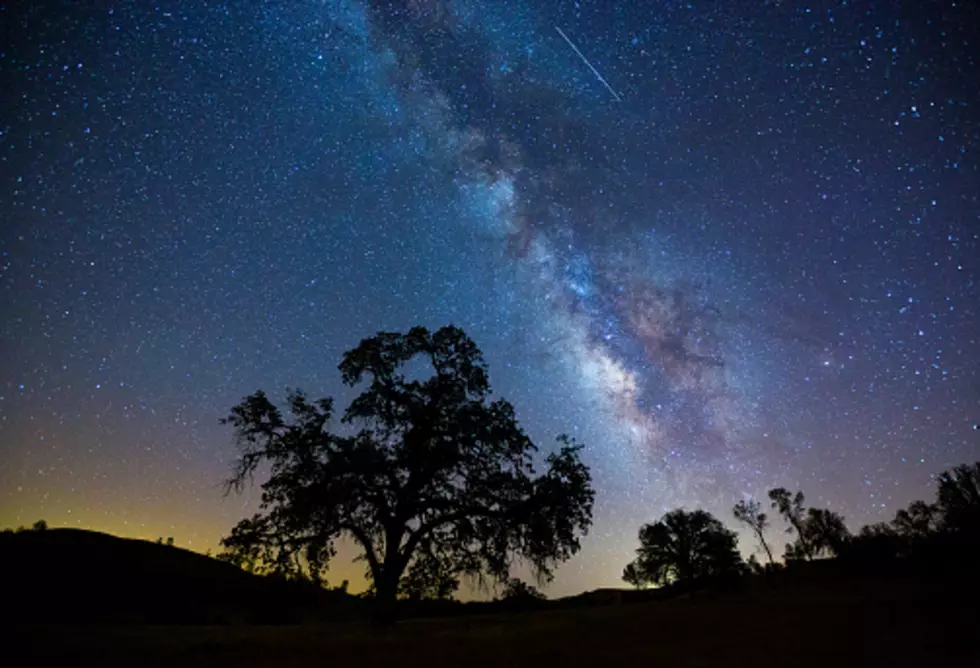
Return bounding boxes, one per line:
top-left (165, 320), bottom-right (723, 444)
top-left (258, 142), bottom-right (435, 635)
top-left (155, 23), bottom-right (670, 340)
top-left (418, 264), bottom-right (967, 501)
top-left (15, 556), bottom-right (979, 667)
top-left (0, 528), bottom-right (361, 624)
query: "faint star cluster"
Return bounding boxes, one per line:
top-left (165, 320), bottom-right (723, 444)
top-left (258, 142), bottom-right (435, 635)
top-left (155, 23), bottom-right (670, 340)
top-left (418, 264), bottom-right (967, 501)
top-left (1, 0), bottom-right (978, 595)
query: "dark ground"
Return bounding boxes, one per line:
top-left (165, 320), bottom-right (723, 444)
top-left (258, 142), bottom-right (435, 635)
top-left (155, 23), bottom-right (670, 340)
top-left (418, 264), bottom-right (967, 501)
top-left (14, 567), bottom-right (978, 667)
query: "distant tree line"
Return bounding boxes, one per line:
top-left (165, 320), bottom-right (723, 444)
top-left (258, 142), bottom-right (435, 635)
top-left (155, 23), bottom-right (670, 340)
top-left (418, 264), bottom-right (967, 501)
top-left (621, 462), bottom-right (980, 589)
top-left (2, 519), bottom-right (48, 533)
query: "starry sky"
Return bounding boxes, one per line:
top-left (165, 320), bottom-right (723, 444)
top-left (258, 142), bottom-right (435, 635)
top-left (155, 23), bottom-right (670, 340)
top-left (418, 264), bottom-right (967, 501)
top-left (2, 0), bottom-right (978, 596)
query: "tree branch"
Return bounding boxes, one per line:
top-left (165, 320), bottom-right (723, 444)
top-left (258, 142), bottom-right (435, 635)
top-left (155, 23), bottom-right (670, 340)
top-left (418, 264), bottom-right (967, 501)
top-left (341, 522), bottom-right (381, 578)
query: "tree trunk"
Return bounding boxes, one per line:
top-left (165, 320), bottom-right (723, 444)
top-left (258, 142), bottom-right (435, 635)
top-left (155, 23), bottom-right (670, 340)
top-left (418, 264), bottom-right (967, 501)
top-left (371, 564), bottom-right (402, 626)
top-left (758, 531), bottom-right (775, 566)
top-left (790, 519), bottom-right (812, 560)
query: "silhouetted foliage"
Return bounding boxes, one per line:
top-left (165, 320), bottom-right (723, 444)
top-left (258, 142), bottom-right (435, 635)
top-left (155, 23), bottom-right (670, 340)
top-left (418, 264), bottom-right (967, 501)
top-left (937, 462), bottom-right (980, 535)
top-left (803, 508), bottom-right (851, 558)
top-left (839, 462), bottom-right (980, 567)
top-left (892, 500), bottom-right (940, 540)
top-left (14, 520), bottom-right (49, 534)
top-left (745, 554), bottom-right (766, 576)
top-left (733, 499), bottom-right (774, 565)
top-left (841, 522), bottom-right (904, 562)
top-left (399, 545), bottom-right (459, 601)
top-left (621, 562), bottom-right (645, 589)
top-left (221, 325), bottom-right (595, 617)
top-left (500, 578), bottom-right (546, 601)
top-left (216, 515), bottom-right (318, 580)
top-left (624, 509), bottom-right (743, 588)
top-left (768, 489), bottom-right (851, 560)
top-left (768, 488), bottom-right (813, 560)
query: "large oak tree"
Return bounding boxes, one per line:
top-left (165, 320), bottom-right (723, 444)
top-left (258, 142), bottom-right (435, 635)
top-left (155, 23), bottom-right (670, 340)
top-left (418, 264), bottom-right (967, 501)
top-left (220, 325), bottom-right (594, 612)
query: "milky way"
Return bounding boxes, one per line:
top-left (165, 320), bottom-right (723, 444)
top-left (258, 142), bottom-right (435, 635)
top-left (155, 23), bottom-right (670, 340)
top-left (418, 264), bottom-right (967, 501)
top-left (2, 1), bottom-right (978, 594)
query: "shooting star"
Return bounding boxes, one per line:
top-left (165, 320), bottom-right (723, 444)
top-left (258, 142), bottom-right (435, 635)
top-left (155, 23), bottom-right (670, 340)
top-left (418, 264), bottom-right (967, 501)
top-left (555, 25), bottom-right (622, 102)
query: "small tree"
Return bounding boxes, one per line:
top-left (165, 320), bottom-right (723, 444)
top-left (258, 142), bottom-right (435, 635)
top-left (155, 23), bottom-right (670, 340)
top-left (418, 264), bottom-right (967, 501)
top-left (32, 520), bottom-right (48, 532)
top-left (221, 326), bottom-right (595, 617)
top-left (624, 509), bottom-right (742, 588)
top-left (732, 499), bottom-right (774, 565)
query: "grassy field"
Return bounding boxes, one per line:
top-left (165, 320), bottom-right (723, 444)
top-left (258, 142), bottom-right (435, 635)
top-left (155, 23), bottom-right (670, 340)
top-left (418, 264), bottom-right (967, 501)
top-left (18, 570), bottom-right (977, 667)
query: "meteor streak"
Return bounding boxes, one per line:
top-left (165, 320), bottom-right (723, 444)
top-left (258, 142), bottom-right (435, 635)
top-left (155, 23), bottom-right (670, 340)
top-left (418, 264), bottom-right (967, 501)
top-left (555, 25), bottom-right (622, 102)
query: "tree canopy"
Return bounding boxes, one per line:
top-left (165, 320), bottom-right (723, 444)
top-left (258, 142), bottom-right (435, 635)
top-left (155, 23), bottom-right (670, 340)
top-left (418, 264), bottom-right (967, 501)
top-left (892, 500), bottom-right (940, 540)
top-left (937, 462), bottom-right (980, 534)
top-left (768, 488), bottom-right (812, 560)
top-left (220, 325), bottom-right (595, 611)
top-left (768, 488), bottom-right (850, 560)
top-left (623, 509), bottom-right (742, 588)
top-left (802, 508), bottom-right (851, 558)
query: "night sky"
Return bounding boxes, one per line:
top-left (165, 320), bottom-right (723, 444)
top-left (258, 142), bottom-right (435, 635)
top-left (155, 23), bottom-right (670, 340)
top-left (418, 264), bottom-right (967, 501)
top-left (2, 1), bottom-right (978, 596)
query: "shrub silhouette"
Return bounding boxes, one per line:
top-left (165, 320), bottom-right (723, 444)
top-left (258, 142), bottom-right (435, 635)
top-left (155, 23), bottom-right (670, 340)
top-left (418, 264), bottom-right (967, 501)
top-left (500, 578), bottom-right (546, 601)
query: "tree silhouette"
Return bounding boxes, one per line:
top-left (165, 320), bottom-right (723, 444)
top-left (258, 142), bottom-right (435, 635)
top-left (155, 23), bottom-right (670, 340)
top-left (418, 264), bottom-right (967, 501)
top-left (31, 520), bottom-right (47, 532)
top-left (845, 461), bottom-right (980, 564)
top-left (936, 462), bottom-right (980, 534)
top-left (624, 509), bottom-right (742, 588)
top-left (732, 499), bottom-right (774, 565)
top-left (768, 488), bottom-right (813, 560)
top-left (892, 500), bottom-right (940, 540)
top-left (842, 522), bottom-right (904, 562)
top-left (221, 325), bottom-right (595, 618)
top-left (803, 508), bottom-right (850, 557)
